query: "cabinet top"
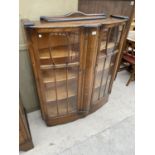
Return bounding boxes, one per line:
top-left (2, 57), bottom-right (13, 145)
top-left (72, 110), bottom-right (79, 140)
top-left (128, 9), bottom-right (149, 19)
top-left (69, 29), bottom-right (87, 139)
top-left (22, 11), bottom-right (128, 29)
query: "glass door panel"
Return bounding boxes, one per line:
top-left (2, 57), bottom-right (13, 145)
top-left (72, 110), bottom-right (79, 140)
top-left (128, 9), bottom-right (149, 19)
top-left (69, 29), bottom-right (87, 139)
top-left (37, 30), bottom-right (80, 117)
top-left (91, 25), bottom-right (124, 106)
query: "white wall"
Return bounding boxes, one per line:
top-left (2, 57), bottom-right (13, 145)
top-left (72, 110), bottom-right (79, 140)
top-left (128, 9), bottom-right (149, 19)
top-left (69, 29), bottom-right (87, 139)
top-left (19, 0), bottom-right (78, 46)
top-left (19, 0), bottom-right (78, 112)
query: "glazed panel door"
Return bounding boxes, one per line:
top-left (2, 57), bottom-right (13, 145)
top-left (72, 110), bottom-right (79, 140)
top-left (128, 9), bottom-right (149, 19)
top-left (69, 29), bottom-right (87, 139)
top-left (33, 28), bottom-right (84, 118)
top-left (90, 24), bottom-right (125, 108)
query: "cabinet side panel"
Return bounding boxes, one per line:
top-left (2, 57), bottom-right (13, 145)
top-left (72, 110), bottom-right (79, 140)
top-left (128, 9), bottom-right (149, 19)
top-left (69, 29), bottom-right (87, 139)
top-left (108, 24), bottom-right (127, 93)
top-left (77, 28), bottom-right (86, 112)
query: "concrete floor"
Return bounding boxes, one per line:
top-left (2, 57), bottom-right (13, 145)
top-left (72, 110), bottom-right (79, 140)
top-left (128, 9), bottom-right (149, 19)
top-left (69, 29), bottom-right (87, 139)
top-left (20, 71), bottom-right (135, 155)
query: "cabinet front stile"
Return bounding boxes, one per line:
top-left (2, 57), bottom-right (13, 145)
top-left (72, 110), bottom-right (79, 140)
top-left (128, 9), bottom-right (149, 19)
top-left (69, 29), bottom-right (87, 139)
top-left (26, 29), bottom-right (47, 120)
top-left (82, 27), bottom-right (100, 113)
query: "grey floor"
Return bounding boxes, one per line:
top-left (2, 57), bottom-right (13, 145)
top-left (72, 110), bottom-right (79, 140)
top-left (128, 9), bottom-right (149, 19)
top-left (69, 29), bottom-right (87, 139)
top-left (20, 71), bottom-right (135, 155)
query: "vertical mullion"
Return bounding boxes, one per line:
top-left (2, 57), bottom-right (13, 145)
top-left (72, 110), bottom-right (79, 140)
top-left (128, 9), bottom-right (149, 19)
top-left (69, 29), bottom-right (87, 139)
top-left (74, 32), bottom-right (78, 62)
top-left (90, 27), bottom-right (102, 106)
top-left (77, 30), bottom-right (81, 111)
top-left (105, 28), bottom-right (112, 54)
top-left (90, 60), bottom-right (98, 105)
top-left (98, 57), bottom-right (106, 100)
top-left (66, 65), bottom-right (69, 113)
top-left (118, 25), bottom-right (124, 46)
top-left (103, 26), bottom-right (118, 97)
top-left (113, 26), bottom-right (119, 51)
top-left (53, 67), bottom-right (59, 115)
top-left (49, 33), bottom-right (59, 116)
top-left (98, 28), bottom-right (111, 100)
top-left (72, 33), bottom-right (75, 62)
top-left (49, 33), bottom-right (56, 65)
top-left (66, 32), bottom-right (72, 63)
top-left (73, 32), bottom-right (78, 108)
top-left (103, 56), bottom-right (112, 97)
top-left (66, 32), bottom-right (71, 113)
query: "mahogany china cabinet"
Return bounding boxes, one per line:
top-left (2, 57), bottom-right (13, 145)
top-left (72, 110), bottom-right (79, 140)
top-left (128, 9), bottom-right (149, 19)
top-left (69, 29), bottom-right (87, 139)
top-left (23, 12), bottom-right (128, 126)
top-left (19, 99), bottom-right (33, 151)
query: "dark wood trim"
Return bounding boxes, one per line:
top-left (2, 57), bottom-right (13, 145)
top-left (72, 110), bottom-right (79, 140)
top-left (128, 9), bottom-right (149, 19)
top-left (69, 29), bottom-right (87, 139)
top-left (22, 19), bottom-right (35, 28)
top-left (82, 26), bottom-right (100, 112)
top-left (111, 15), bottom-right (129, 20)
top-left (40, 11), bottom-right (106, 23)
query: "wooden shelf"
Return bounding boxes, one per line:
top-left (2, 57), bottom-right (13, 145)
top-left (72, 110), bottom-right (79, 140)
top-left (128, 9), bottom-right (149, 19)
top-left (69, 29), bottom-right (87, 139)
top-left (99, 49), bottom-right (118, 59)
top-left (45, 81), bottom-right (77, 102)
top-left (92, 76), bottom-right (111, 103)
top-left (42, 68), bottom-right (77, 84)
top-left (94, 76), bottom-right (112, 99)
top-left (94, 71), bottom-right (108, 89)
top-left (46, 96), bottom-right (77, 117)
top-left (100, 41), bottom-right (115, 51)
top-left (99, 42), bottom-right (118, 60)
top-left (40, 62), bottom-right (79, 70)
top-left (39, 46), bottom-right (79, 59)
top-left (97, 61), bottom-right (114, 73)
top-left (92, 86), bottom-right (105, 103)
